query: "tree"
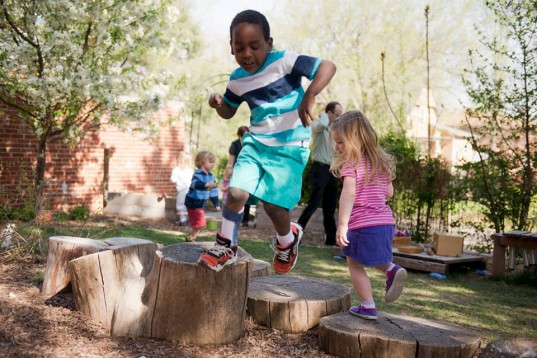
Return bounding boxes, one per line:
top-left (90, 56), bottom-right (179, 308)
top-left (461, 0), bottom-right (537, 232)
top-left (0, 0), bottom-right (197, 210)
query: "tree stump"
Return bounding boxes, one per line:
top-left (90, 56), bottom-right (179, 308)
top-left (41, 236), bottom-right (156, 298)
top-left (143, 242), bottom-right (254, 345)
top-left (252, 258), bottom-right (271, 278)
top-left (247, 275), bottom-right (351, 333)
top-left (41, 236), bottom-right (110, 298)
top-left (318, 311), bottom-right (482, 358)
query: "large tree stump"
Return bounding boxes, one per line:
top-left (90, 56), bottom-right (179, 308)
top-left (68, 240), bottom-right (159, 332)
top-left (41, 236), bottom-right (156, 298)
top-left (318, 311), bottom-right (482, 358)
top-left (247, 275), bottom-right (351, 333)
top-left (41, 236), bottom-right (110, 298)
top-left (142, 242), bottom-right (253, 345)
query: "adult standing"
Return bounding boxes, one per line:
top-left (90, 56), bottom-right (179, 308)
top-left (298, 101), bottom-right (343, 245)
top-left (228, 125), bottom-right (251, 227)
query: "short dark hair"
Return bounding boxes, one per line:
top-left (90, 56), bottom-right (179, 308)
top-left (230, 10), bottom-right (270, 40)
top-left (237, 125), bottom-right (249, 137)
top-left (325, 101), bottom-right (341, 113)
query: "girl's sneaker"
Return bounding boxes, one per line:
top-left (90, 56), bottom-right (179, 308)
top-left (349, 305), bottom-right (377, 320)
top-left (385, 265), bottom-right (408, 302)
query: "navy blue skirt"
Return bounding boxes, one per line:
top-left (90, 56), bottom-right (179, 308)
top-left (342, 225), bottom-right (394, 266)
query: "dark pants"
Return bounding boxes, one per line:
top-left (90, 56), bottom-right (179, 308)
top-left (298, 161), bottom-right (338, 245)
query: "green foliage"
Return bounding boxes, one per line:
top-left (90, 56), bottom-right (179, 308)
top-left (0, 203), bottom-right (36, 222)
top-left (68, 205), bottom-right (90, 221)
top-left (460, 0), bottom-right (537, 232)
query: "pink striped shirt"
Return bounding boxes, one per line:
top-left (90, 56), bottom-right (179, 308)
top-left (341, 158), bottom-right (394, 230)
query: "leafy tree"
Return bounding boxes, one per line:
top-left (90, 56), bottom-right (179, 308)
top-left (461, 0), bottom-right (537, 232)
top-left (0, 0), bottom-right (197, 210)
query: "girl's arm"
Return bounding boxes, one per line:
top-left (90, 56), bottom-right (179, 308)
top-left (336, 176), bottom-right (356, 247)
top-left (387, 181), bottom-right (394, 199)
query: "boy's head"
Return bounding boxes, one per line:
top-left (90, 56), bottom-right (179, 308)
top-left (229, 10), bottom-right (273, 74)
top-left (195, 151), bottom-right (216, 170)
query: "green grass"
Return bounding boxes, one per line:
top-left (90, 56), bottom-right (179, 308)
top-left (41, 223), bottom-right (537, 345)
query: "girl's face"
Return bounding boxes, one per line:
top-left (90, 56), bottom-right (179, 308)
top-left (332, 130), bottom-right (346, 155)
top-left (202, 158), bottom-right (215, 172)
top-left (230, 23), bottom-right (273, 74)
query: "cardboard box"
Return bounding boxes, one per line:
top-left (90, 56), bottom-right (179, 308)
top-left (398, 246), bottom-right (424, 254)
top-left (433, 232), bottom-right (464, 256)
top-left (393, 236), bottom-right (411, 248)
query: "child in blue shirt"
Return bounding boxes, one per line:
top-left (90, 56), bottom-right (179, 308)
top-left (185, 151), bottom-right (220, 242)
top-left (198, 10), bottom-right (336, 273)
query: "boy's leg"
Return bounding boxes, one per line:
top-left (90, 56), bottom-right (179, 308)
top-left (197, 189), bottom-right (248, 272)
top-left (264, 203), bottom-right (303, 274)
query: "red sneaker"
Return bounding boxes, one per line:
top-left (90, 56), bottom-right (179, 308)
top-left (198, 234), bottom-right (237, 272)
top-left (272, 223), bottom-right (303, 274)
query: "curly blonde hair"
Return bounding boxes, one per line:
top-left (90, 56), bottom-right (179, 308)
top-left (329, 110), bottom-right (395, 183)
top-left (194, 151), bottom-right (216, 169)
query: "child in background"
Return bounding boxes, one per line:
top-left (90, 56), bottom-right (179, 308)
top-left (198, 9), bottom-right (336, 273)
top-left (330, 110), bottom-right (407, 320)
top-left (170, 151), bottom-right (194, 226)
top-left (185, 151), bottom-right (221, 242)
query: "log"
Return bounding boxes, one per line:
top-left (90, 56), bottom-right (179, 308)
top-left (252, 258), bottom-right (271, 278)
top-left (68, 240), bottom-right (159, 332)
top-left (143, 242), bottom-right (253, 345)
top-left (247, 275), bottom-right (351, 333)
top-left (41, 236), bottom-right (155, 298)
top-left (318, 311), bottom-right (482, 358)
top-left (41, 236), bottom-right (110, 298)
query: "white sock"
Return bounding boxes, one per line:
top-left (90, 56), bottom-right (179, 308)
top-left (277, 229), bottom-right (294, 248)
top-left (386, 262), bottom-right (395, 272)
top-left (220, 218), bottom-right (235, 240)
top-left (361, 300), bottom-right (376, 309)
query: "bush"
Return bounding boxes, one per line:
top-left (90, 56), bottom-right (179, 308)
top-left (69, 205), bottom-right (90, 221)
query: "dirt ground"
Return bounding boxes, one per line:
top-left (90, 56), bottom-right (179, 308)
top-left (0, 216), bottom-right (334, 358)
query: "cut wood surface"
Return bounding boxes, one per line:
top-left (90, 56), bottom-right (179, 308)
top-left (68, 241), bottom-right (159, 333)
top-left (247, 275), bottom-right (351, 333)
top-left (146, 242), bottom-right (254, 345)
top-left (252, 258), bottom-right (271, 278)
top-left (41, 236), bottom-right (155, 298)
top-left (318, 311), bottom-right (482, 358)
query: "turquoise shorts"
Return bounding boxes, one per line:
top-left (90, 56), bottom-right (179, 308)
top-left (230, 134), bottom-right (309, 210)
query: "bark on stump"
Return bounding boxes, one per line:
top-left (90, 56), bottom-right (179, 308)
top-left (318, 311), bottom-right (482, 358)
top-left (68, 240), bottom-right (159, 333)
top-left (247, 275), bottom-right (351, 333)
top-left (41, 236), bottom-right (156, 298)
top-left (143, 242), bottom-right (254, 345)
top-left (252, 258), bottom-right (271, 278)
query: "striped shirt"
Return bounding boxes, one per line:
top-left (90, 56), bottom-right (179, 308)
top-left (223, 50), bottom-right (321, 147)
top-left (341, 158), bottom-right (394, 230)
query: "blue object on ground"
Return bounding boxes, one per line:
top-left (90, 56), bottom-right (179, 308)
top-left (429, 272), bottom-right (447, 280)
top-left (333, 255), bottom-right (345, 260)
top-left (475, 269), bottom-right (487, 276)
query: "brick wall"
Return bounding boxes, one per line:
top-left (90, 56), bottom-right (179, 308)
top-left (0, 103), bottom-right (187, 212)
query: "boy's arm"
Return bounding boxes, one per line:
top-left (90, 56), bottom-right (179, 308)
top-left (299, 60), bottom-right (337, 127)
top-left (208, 93), bottom-right (237, 119)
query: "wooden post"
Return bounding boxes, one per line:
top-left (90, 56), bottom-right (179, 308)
top-left (492, 234), bottom-right (506, 276)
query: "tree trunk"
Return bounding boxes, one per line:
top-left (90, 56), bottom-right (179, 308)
top-left (35, 139), bottom-right (47, 213)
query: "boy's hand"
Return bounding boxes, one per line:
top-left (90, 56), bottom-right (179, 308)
top-left (298, 93), bottom-right (315, 127)
top-left (208, 93), bottom-right (223, 108)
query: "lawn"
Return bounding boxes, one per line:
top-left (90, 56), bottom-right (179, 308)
top-left (40, 221), bottom-right (537, 345)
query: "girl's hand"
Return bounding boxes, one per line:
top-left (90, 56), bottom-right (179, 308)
top-left (336, 226), bottom-right (349, 247)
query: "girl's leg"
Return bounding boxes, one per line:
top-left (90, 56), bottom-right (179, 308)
top-left (188, 228), bottom-right (200, 242)
top-left (348, 257), bottom-right (373, 302)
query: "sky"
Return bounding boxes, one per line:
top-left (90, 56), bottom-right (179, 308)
top-left (189, 0), bottom-right (277, 54)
